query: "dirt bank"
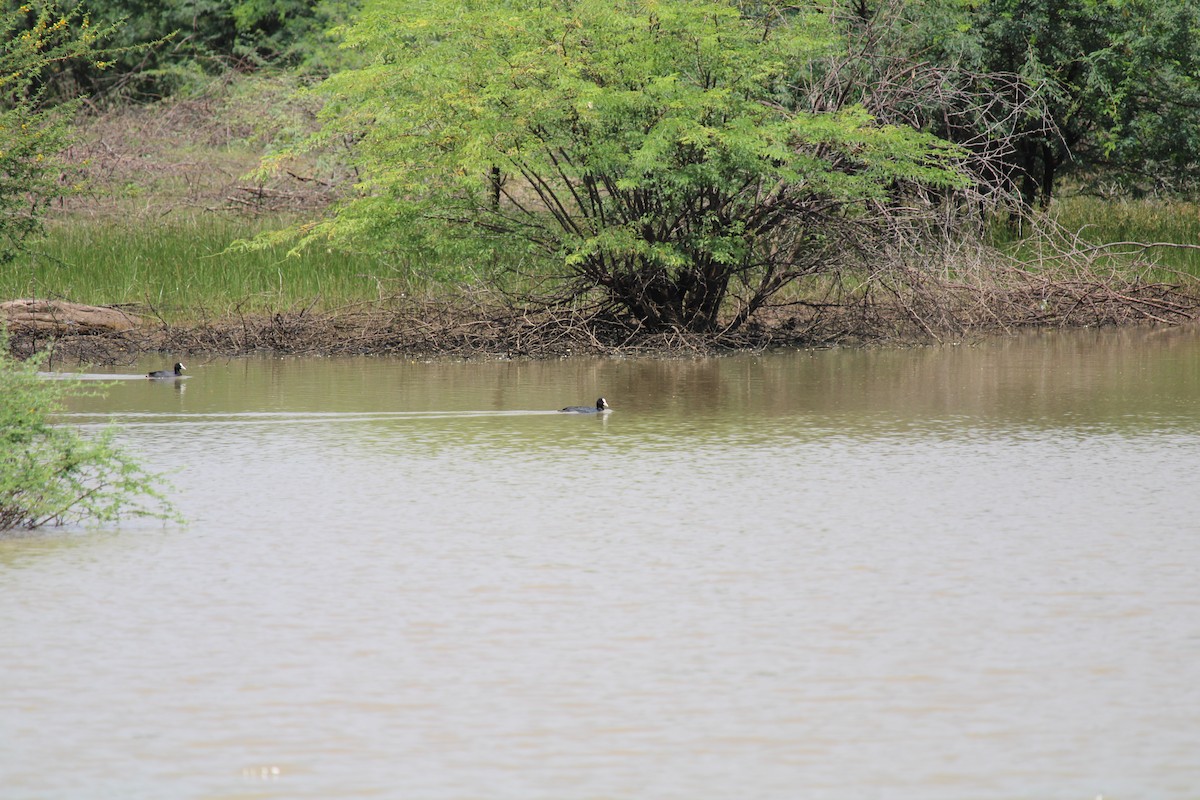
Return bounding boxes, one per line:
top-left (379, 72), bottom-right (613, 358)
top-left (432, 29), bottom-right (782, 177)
top-left (9, 271), bottom-right (1200, 366)
top-left (6, 300), bottom-right (851, 365)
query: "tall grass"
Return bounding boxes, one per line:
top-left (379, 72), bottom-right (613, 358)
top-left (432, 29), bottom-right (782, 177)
top-left (3, 216), bottom-right (419, 320)
top-left (1051, 197), bottom-right (1200, 277)
top-left (4, 214), bottom-right (548, 320)
top-left (6, 198), bottom-right (1198, 326)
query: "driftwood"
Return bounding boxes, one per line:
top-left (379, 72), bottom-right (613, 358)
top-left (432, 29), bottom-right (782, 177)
top-left (2, 299), bottom-right (142, 334)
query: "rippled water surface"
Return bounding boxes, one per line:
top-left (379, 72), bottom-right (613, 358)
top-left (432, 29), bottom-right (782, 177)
top-left (4, 328), bottom-right (1200, 799)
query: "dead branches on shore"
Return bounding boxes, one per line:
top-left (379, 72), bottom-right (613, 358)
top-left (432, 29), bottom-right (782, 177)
top-left (887, 220), bottom-right (1200, 340)
top-left (858, 261), bottom-right (1198, 344)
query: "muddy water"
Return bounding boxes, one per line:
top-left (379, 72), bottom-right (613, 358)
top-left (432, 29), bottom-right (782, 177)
top-left (3, 328), bottom-right (1200, 799)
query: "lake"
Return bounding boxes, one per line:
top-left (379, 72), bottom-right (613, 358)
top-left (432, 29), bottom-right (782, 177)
top-left (3, 327), bottom-right (1200, 799)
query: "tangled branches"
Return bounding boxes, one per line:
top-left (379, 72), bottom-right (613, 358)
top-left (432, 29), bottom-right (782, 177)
top-left (808, 216), bottom-right (1200, 344)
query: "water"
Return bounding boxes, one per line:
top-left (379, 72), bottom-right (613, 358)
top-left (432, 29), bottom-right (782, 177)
top-left (4, 327), bottom-right (1200, 799)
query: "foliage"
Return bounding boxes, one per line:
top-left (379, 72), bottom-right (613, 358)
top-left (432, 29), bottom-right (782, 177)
top-left (810, 0), bottom-right (1048, 206)
top-left (269, 0), bottom-right (969, 332)
top-left (0, 1), bottom-right (120, 264)
top-left (0, 0), bottom-right (360, 101)
top-left (0, 331), bottom-right (177, 531)
top-left (972, 0), bottom-right (1200, 203)
top-left (814, 0), bottom-right (1200, 206)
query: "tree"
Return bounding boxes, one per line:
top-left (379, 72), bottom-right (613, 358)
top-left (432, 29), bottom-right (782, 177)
top-left (0, 0), bottom-right (357, 101)
top-left (813, 0), bottom-right (1200, 206)
top-left (806, 0), bottom-right (1049, 207)
top-left (271, 0), bottom-right (969, 333)
top-left (974, 0), bottom-right (1200, 203)
top-left (0, 2), bottom-right (121, 263)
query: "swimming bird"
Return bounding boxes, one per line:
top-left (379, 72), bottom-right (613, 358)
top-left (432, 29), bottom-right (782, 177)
top-left (147, 362), bottom-right (186, 378)
top-left (560, 397), bottom-right (610, 413)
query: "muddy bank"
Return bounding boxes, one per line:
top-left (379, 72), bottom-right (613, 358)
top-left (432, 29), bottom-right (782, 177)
top-left (6, 301), bottom-right (849, 365)
top-left (9, 276), bottom-right (1200, 366)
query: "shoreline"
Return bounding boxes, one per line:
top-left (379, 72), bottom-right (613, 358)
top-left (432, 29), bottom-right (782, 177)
top-left (7, 295), bottom-right (1199, 366)
top-left (7, 306), bottom-right (851, 365)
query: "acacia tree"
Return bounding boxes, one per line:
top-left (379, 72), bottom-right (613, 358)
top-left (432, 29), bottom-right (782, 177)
top-left (1, 1), bottom-right (120, 263)
top-left (1, 0), bottom-right (359, 101)
top-left (276, 0), bottom-right (968, 333)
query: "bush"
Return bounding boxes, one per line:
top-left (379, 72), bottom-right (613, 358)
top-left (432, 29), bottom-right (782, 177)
top-left (0, 332), bottom-right (177, 531)
top-left (1, 2), bottom-right (126, 263)
top-left (3, 0), bottom-right (359, 103)
top-left (272, 0), bottom-right (969, 334)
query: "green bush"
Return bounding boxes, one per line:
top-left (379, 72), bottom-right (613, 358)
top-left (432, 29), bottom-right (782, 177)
top-left (1, 2), bottom-right (121, 264)
top-left (274, 0), bottom-right (968, 333)
top-left (0, 332), bottom-right (177, 530)
top-left (3, 0), bottom-right (359, 102)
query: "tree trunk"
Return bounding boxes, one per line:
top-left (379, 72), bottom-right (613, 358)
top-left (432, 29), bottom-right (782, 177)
top-left (1040, 141), bottom-right (1057, 207)
top-left (489, 166), bottom-right (502, 211)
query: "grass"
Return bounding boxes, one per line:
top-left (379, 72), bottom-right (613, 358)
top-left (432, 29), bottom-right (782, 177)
top-left (0, 74), bottom-right (427, 321)
top-left (4, 215), bottom-right (418, 320)
top-left (1050, 196), bottom-right (1200, 277)
top-left (6, 196), bottom-right (1198, 327)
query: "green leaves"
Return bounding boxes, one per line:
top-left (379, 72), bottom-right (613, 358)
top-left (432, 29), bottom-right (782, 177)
top-left (1, 2), bottom-right (125, 264)
top-left (275, 0), bottom-right (970, 330)
top-left (974, 0), bottom-right (1200, 199)
top-left (0, 332), bottom-right (178, 530)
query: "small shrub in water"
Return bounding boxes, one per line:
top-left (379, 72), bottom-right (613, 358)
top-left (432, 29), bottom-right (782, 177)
top-left (0, 333), bottom-right (177, 531)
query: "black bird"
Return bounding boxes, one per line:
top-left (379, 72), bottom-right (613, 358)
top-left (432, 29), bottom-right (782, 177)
top-left (560, 397), bottom-right (611, 413)
top-left (147, 362), bottom-right (186, 378)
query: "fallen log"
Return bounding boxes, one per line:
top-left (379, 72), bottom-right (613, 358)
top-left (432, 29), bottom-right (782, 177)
top-left (2, 299), bottom-right (141, 334)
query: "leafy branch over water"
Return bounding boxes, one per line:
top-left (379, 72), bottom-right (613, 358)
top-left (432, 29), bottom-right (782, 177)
top-left (0, 330), bottom-right (178, 531)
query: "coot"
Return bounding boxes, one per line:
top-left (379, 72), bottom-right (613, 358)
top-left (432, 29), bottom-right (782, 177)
top-left (560, 397), bottom-right (610, 413)
top-left (148, 362), bottom-right (186, 378)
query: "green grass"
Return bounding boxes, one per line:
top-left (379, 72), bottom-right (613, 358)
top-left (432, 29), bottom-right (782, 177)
top-left (6, 198), bottom-right (1198, 326)
top-left (1050, 197), bottom-right (1200, 277)
top-left (5, 213), bottom-right (548, 321)
top-left (4, 215), bottom-right (419, 319)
